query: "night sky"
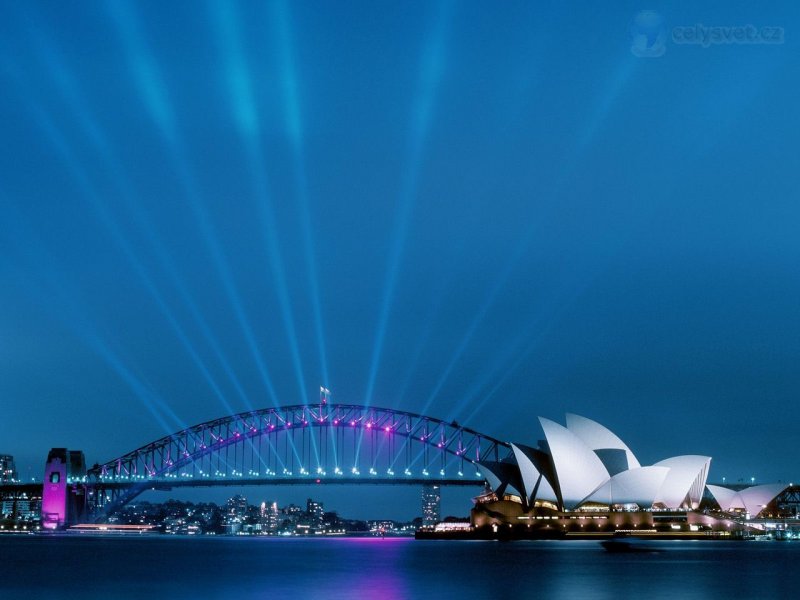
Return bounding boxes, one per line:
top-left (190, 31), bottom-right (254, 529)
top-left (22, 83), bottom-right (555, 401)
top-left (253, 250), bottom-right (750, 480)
top-left (1, 1), bottom-right (798, 519)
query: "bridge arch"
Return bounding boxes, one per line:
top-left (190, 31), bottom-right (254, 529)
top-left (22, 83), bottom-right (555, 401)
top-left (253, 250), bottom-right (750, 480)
top-left (87, 404), bottom-right (511, 513)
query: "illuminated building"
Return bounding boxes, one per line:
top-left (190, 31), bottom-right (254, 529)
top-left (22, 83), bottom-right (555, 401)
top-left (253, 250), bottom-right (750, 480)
top-left (260, 501), bottom-right (279, 533)
top-left (1, 455), bottom-right (18, 483)
top-left (472, 414), bottom-right (790, 536)
top-left (1, 493), bottom-right (41, 521)
top-left (476, 414), bottom-right (711, 512)
top-left (307, 498), bottom-right (324, 528)
top-left (226, 494), bottom-right (247, 519)
top-left (225, 495), bottom-right (248, 534)
top-left (707, 483), bottom-right (790, 518)
top-left (422, 483), bottom-right (440, 527)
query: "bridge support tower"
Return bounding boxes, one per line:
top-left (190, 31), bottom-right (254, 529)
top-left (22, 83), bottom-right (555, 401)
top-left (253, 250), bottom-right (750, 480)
top-left (41, 448), bottom-right (88, 529)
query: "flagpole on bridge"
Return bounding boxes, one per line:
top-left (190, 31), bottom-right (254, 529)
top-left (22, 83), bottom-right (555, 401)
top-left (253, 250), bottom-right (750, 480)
top-left (320, 386), bottom-right (330, 416)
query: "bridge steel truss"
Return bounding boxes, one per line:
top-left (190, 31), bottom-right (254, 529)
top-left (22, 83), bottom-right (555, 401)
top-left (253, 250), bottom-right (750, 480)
top-left (776, 485), bottom-right (800, 518)
top-left (86, 404), bottom-right (511, 515)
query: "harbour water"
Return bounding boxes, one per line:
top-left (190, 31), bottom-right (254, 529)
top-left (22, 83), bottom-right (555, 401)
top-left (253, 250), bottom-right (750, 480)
top-left (0, 536), bottom-right (796, 599)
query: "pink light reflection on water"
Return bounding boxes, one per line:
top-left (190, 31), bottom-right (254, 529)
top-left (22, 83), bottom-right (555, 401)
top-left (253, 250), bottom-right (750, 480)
top-left (245, 536), bottom-right (412, 599)
top-left (315, 538), bottom-right (411, 600)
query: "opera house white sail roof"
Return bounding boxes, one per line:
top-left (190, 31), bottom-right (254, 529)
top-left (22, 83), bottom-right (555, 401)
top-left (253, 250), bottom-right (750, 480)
top-left (565, 413), bottom-right (641, 475)
top-left (582, 466), bottom-right (670, 508)
top-left (538, 417), bottom-right (610, 509)
top-left (478, 414), bottom-right (723, 512)
top-left (652, 455), bottom-right (711, 510)
top-left (707, 483), bottom-right (788, 516)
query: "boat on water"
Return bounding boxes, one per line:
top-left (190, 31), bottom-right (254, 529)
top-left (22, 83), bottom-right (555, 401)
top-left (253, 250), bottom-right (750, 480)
top-left (600, 538), bottom-right (665, 553)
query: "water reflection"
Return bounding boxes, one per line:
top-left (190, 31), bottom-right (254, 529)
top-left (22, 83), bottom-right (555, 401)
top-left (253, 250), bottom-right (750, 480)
top-left (0, 537), bottom-right (797, 599)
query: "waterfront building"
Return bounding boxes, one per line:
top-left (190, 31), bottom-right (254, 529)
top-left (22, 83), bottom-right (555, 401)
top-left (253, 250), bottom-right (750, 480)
top-left (224, 495), bottom-right (248, 534)
top-left (1, 493), bottom-right (41, 521)
top-left (226, 495), bottom-right (247, 520)
top-left (422, 484), bottom-right (441, 527)
top-left (260, 501), bottom-right (279, 533)
top-left (706, 483), bottom-right (789, 518)
top-left (476, 414), bottom-right (712, 512)
top-left (307, 498), bottom-right (324, 528)
top-left (283, 503), bottom-right (303, 517)
top-left (369, 520), bottom-right (396, 533)
top-left (471, 414), bottom-right (789, 535)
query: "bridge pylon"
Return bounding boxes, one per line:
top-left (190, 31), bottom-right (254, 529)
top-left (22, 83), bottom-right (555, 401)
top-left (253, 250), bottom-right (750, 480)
top-left (41, 448), bottom-right (88, 529)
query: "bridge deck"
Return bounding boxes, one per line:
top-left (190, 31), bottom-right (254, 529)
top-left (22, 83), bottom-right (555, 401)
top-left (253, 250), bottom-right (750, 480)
top-left (92, 477), bottom-right (484, 490)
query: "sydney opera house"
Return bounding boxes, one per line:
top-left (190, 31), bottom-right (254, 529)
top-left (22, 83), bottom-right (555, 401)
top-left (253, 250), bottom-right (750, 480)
top-left (470, 414), bottom-right (788, 537)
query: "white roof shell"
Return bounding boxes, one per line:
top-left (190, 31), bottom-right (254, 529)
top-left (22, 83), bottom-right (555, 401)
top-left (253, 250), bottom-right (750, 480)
top-left (581, 466), bottom-right (670, 508)
top-left (652, 455), bottom-right (711, 509)
top-left (511, 443), bottom-right (558, 503)
top-left (706, 484), bottom-right (743, 511)
top-left (653, 454), bottom-right (711, 509)
top-left (739, 484), bottom-right (788, 516)
top-left (565, 413), bottom-right (641, 473)
top-left (708, 483), bottom-right (788, 517)
top-left (539, 417), bottom-right (610, 509)
top-left (476, 461), bottom-right (523, 499)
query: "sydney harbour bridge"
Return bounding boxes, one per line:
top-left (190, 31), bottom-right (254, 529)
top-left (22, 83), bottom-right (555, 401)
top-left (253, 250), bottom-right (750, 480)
top-left (1, 403), bottom-right (513, 528)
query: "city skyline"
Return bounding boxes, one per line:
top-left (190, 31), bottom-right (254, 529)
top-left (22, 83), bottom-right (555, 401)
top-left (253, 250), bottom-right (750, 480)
top-left (2, 0), bottom-right (799, 523)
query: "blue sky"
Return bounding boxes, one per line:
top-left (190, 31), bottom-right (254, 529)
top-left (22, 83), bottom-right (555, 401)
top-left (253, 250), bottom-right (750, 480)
top-left (1, 1), bottom-right (798, 518)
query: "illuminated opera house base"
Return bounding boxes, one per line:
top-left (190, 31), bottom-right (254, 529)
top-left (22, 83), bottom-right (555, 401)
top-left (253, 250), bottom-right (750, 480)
top-left (466, 498), bottom-right (751, 540)
top-left (427, 413), bottom-right (790, 540)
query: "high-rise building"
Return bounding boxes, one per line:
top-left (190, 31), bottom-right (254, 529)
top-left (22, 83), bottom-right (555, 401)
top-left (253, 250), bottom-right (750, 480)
top-left (223, 495), bottom-right (248, 534)
top-left (260, 501), bottom-right (279, 533)
top-left (307, 498), bottom-right (324, 528)
top-left (226, 495), bottom-right (247, 522)
top-left (1, 455), bottom-right (18, 483)
top-left (422, 484), bottom-right (441, 527)
top-left (224, 495), bottom-right (247, 534)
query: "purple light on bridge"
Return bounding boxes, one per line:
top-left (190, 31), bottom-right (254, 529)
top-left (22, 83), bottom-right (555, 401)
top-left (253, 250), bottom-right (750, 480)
top-left (41, 450), bottom-right (68, 530)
